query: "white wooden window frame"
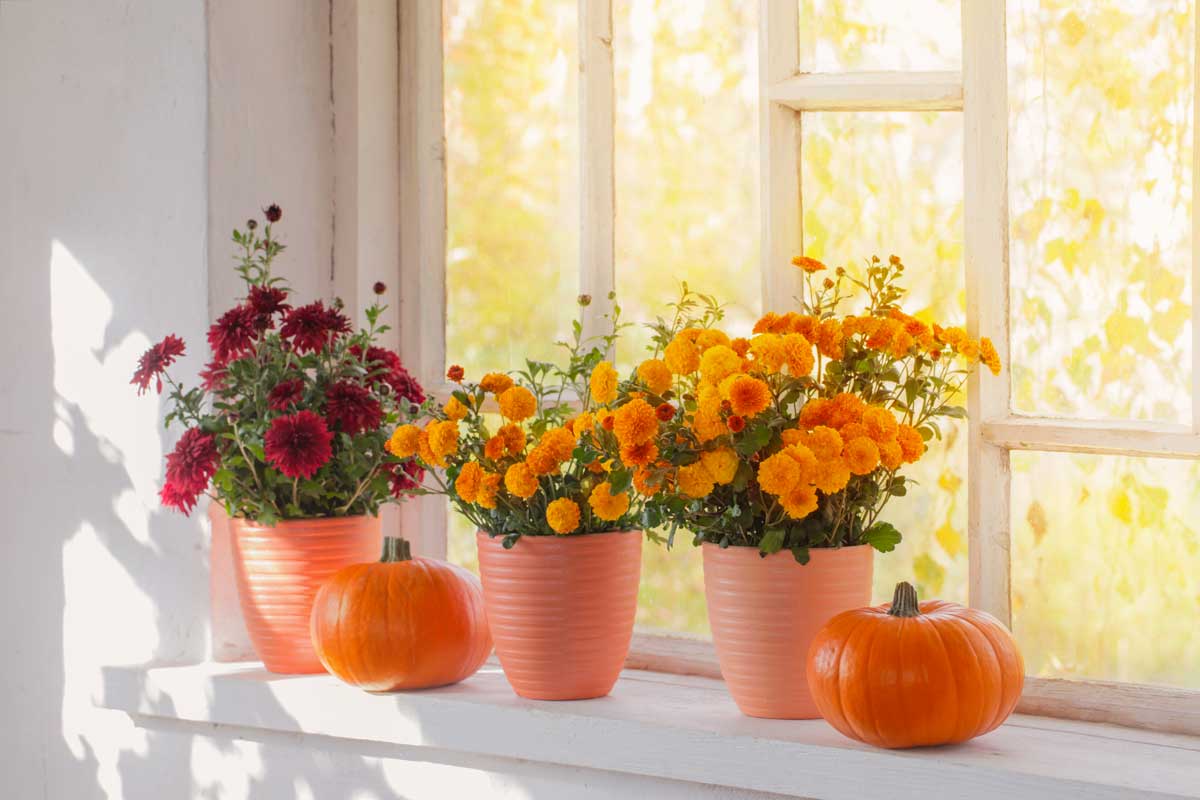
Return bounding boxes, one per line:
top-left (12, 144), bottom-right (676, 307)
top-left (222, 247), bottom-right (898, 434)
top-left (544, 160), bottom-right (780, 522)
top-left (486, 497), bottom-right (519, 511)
top-left (398, 0), bottom-right (1200, 736)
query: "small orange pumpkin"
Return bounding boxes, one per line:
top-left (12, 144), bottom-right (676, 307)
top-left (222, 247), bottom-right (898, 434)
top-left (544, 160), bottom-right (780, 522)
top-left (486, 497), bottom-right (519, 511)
top-left (310, 536), bottom-right (492, 691)
top-left (807, 581), bottom-right (1023, 749)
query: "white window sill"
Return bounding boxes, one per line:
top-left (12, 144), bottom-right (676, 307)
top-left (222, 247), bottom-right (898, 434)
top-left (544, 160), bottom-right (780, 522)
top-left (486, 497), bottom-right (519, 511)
top-left (100, 661), bottom-right (1199, 799)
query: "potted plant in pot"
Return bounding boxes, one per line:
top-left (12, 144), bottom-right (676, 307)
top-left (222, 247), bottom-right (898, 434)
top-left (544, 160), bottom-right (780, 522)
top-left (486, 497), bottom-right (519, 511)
top-left (388, 302), bottom-right (654, 700)
top-left (131, 205), bottom-right (427, 674)
top-left (607, 256), bottom-right (1001, 718)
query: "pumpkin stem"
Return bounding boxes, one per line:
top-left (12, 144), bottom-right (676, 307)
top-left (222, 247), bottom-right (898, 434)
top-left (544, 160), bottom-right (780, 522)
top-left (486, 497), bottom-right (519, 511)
top-left (888, 581), bottom-right (921, 618)
top-left (380, 536), bottom-right (412, 563)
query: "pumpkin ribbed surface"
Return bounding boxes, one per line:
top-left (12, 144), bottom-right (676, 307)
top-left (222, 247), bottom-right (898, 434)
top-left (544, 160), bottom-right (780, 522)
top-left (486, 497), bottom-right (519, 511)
top-left (476, 530), bottom-right (642, 700)
top-left (702, 542), bottom-right (873, 719)
top-left (230, 516), bottom-right (381, 674)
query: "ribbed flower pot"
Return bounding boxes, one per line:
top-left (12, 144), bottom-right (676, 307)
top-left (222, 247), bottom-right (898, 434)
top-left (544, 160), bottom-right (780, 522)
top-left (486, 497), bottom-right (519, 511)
top-left (703, 542), bottom-right (873, 719)
top-left (476, 529), bottom-right (642, 700)
top-left (230, 515), bottom-right (381, 674)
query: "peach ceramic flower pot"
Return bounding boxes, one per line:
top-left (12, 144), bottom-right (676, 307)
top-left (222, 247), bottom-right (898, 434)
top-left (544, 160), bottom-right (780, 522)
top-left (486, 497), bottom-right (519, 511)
top-left (476, 529), bottom-right (642, 700)
top-left (230, 515), bottom-right (381, 674)
top-left (703, 542), bottom-right (873, 719)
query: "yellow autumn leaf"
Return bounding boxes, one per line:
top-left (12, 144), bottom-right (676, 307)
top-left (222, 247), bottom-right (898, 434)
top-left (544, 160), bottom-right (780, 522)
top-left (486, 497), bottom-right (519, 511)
top-left (935, 523), bottom-right (963, 558)
top-left (1059, 11), bottom-right (1087, 46)
top-left (912, 553), bottom-right (945, 597)
top-left (1108, 488), bottom-right (1133, 524)
top-left (1026, 500), bottom-right (1048, 546)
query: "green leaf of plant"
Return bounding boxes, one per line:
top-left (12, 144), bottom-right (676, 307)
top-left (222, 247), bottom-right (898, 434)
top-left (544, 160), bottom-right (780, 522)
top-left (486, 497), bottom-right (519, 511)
top-left (862, 521), bottom-right (903, 553)
top-left (758, 527), bottom-right (785, 555)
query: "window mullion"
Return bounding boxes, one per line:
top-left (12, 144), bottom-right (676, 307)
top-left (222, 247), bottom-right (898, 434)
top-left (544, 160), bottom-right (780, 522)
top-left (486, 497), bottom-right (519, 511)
top-left (760, 0), bottom-right (802, 313)
top-left (579, 0), bottom-right (616, 352)
top-left (1192, 9), bottom-right (1200, 433)
top-left (398, 0), bottom-right (448, 558)
top-left (963, 0), bottom-right (1012, 624)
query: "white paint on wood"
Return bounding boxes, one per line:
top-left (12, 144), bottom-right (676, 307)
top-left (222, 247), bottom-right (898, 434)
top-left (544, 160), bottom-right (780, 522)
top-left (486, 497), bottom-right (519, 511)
top-left (983, 416), bottom-right (1200, 459)
top-left (1019, 677), bottom-right (1200, 738)
top-left (398, 0), bottom-right (449, 557)
top-left (760, 0), bottom-right (803, 312)
top-left (102, 662), bottom-right (1200, 800)
top-left (579, 0), bottom-right (617, 352)
top-left (962, 0), bottom-right (1012, 625)
top-left (769, 70), bottom-right (964, 111)
top-left (1192, 11), bottom-right (1200, 434)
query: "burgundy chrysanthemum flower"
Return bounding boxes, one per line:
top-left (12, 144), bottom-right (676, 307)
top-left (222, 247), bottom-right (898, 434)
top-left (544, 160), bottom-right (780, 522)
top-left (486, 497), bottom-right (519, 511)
top-left (199, 360), bottom-right (227, 392)
top-left (351, 345), bottom-right (427, 405)
top-left (279, 301), bottom-right (352, 354)
top-left (268, 378), bottom-right (305, 411)
top-left (160, 480), bottom-right (200, 515)
top-left (264, 410), bottom-right (333, 479)
top-left (264, 204), bottom-right (282, 223)
top-left (248, 285), bottom-right (291, 330)
top-left (207, 304), bottom-right (258, 362)
top-left (388, 460), bottom-right (425, 498)
top-left (131, 334), bottom-right (186, 395)
top-left (324, 380), bottom-right (384, 435)
top-left (164, 427), bottom-right (219, 498)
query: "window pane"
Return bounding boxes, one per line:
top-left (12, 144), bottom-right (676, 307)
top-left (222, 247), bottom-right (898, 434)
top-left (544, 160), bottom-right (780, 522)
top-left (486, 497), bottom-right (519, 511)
top-left (614, 0), bottom-right (760, 364)
top-left (798, 0), bottom-right (961, 72)
top-left (802, 111), bottom-right (968, 606)
top-left (1012, 451), bottom-right (1200, 688)
top-left (1008, 0), bottom-right (1193, 421)
top-left (613, 0), bottom-right (757, 635)
top-left (444, 0), bottom-right (580, 378)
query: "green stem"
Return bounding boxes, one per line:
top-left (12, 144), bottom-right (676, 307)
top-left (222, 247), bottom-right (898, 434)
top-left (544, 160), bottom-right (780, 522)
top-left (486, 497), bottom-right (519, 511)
top-left (888, 581), bottom-right (921, 618)
top-left (380, 536), bottom-right (412, 562)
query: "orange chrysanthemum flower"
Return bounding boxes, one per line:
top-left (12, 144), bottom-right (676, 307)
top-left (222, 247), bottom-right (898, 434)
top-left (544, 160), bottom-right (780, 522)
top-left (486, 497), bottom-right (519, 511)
top-left (588, 481), bottom-right (631, 521)
top-left (446, 364), bottom-right (465, 383)
top-left (731, 337), bottom-right (751, 357)
top-left (749, 333), bottom-right (786, 374)
top-left (728, 375), bottom-right (771, 418)
top-left (590, 360), bottom-right (619, 404)
top-left (757, 450), bottom-right (801, 496)
top-left (677, 462), bottom-right (716, 498)
top-left (699, 345), bottom-right (742, 384)
top-left (879, 439), bottom-right (904, 471)
top-left (484, 435), bottom-right (506, 461)
top-left (896, 424), bottom-right (926, 463)
top-left (862, 406), bottom-right (899, 443)
top-left (791, 255), bottom-right (827, 273)
top-left (428, 420), bottom-right (460, 459)
top-left (843, 437), bottom-right (881, 475)
top-left (700, 447), bottom-right (739, 485)
top-left (811, 457), bottom-right (851, 494)
top-left (664, 335), bottom-right (701, 374)
top-left (499, 422), bottom-right (525, 455)
top-left (525, 444), bottom-right (560, 476)
top-left (479, 372), bottom-right (514, 395)
top-left (780, 483), bottom-right (819, 520)
top-left (620, 439), bottom-right (659, 467)
top-left (386, 424), bottom-right (421, 458)
top-left (443, 395), bottom-right (469, 421)
top-left (455, 461), bottom-right (483, 503)
top-left (546, 497), bottom-right (581, 534)
top-left (826, 392), bottom-right (866, 429)
top-left (799, 398), bottom-right (831, 428)
top-left (497, 386), bottom-right (537, 421)
top-left (782, 333), bottom-right (814, 377)
top-left (691, 407), bottom-right (726, 443)
top-left (980, 337), bottom-right (1002, 375)
top-left (637, 358), bottom-right (673, 395)
top-left (696, 329), bottom-right (732, 352)
top-left (476, 472), bottom-right (502, 509)
top-left (655, 402), bottom-right (676, 422)
top-left (613, 398), bottom-right (658, 447)
top-left (504, 462), bottom-right (539, 499)
top-left (803, 426), bottom-right (843, 461)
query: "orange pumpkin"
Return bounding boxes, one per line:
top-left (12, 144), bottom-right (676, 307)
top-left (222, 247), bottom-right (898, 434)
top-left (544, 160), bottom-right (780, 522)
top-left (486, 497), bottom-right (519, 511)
top-left (310, 536), bottom-right (492, 691)
top-left (806, 581), bottom-right (1023, 749)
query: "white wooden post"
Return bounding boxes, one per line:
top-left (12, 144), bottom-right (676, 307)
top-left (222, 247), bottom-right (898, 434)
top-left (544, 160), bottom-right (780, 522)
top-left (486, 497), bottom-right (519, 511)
top-left (398, 0), bottom-right (448, 558)
top-left (962, 0), bottom-right (1012, 624)
top-left (759, 0), bottom-right (802, 313)
top-left (579, 0), bottom-right (616, 351)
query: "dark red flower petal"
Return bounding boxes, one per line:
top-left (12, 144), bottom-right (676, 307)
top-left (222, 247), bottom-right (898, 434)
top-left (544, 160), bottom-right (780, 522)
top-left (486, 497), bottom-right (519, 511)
top-left (131, 334), bottom-right (186, 395)
top-left (267, 378), bottom-right (305, 411)
top-left (207, 304), bottom-right (258, 362)
top-left (388, 460), bottom-right (425, 498)
top-left (248, 285), bottom-right (291, 330)
top-left (160, 480), bottom-right (200, 515)
top-left (264, 410), bottom-right (333, 479)
top-left (351, 345), bottom-right (426, 405)
top-left (280, 301), bottom-right (351, 354)
top-left (164, 428), bottom-right (219, 498)
top-left (324, 380), bottom-right (384, 435)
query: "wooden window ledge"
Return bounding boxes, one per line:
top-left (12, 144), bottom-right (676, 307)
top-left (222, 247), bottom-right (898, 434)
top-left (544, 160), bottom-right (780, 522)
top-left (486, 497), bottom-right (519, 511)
top-left (100, 662), bottom-right (1199, 799)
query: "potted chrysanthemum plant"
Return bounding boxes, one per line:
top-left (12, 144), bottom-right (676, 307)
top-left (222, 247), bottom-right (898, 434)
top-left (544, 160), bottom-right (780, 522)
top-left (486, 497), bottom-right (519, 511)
top-left (387, 301), bottom-right (653, 700)
top-left (607, 255), bottom-right (1001, 718)
top-left (131, 205), bottom-right (427, 674)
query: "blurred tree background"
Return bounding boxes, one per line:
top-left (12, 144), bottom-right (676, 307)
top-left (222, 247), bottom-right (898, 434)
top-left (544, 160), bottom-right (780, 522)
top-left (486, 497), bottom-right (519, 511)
top-left (443, 0), bottom-right (1199, 688)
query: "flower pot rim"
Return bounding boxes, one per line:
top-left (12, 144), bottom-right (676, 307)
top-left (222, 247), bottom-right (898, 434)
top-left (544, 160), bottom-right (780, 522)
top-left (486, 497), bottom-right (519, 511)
top-left (231, 513), bottom-right (377, 529)
top-left (475, 528), bottom-right (642, 540)
top-left (700, 541), bottom-right (873, 551)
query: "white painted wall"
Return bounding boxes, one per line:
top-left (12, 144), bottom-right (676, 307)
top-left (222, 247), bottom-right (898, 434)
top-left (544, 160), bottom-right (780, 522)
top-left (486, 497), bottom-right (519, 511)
top-left (0, 1), bottom-right (786, 797)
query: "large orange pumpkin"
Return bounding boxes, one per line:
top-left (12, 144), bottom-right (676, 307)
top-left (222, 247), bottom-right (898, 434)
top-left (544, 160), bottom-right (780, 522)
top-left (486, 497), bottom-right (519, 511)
top-left (310, 536), bottom-right (492, 691)
top-left (806, 581), bottom-right (1023, 749)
